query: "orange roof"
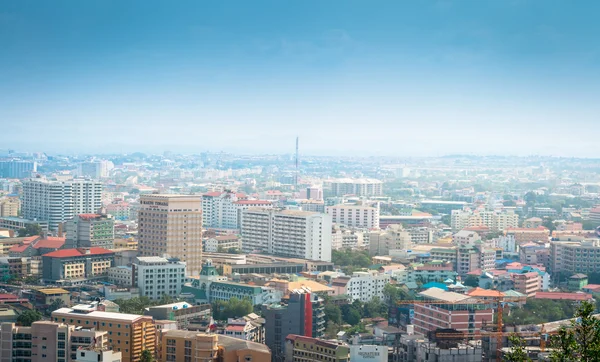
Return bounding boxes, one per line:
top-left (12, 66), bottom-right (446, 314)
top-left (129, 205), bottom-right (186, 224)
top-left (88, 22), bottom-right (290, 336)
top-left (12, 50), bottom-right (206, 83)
top-left (9, 244), bottom-right (30, 253)
top-left (203, 191), bottom-right (222, 197)
top-left (467, 288), bottom-right (505, 298)
top-left (534, 292), bottom-right (593, 301)
top-left (78, 214), bottom-right (102, 220)
top-left (43, 247), bottom-right (114, 258)
top-left (33, 237), bottom-right (65, 249)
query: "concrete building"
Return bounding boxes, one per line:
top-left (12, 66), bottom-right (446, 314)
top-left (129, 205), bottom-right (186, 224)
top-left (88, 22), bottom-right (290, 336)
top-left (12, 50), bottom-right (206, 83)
top-left (65, 213), bottom-right (115, 249)
top-left (22, 178), bottom-right (103, 231)
top-left (105, 201), bottom-right (131, 221)
top-left (241, 208), bottom-right (332, 262)
top-left (408, 227), bottom-right (434, 244)
top-left (550, 239), bottom-right (600, 275)
top-left (144, 301), bottom-right (210, 329)
top-left (331, 225), bottom-right (369, 250)
top-left (412, 288), bottom-right (494, 335)
top-left (393, 261), bottom-right (457, 286)
top-left (202, 190), bottom-right (272, 231)
top-left (221, 314), bottom-right (265, 344)
top-left (0, 217), bottom-right (48, 235)
top-left (0, 160), bottom-right (36, 179)
top-left (325, 204), bottom-right (380, 229)
top-left (138, 194), bottom-right (203, 275)
top-left (76, 347), bottom-right (122, 362)
top-left (326, 178), bottom-right (383, 197)
top-left (0, 320), bottom-right (112, 362)
top-left (204, 235), bottom-right (241, 253)
top-left (451, 209), bottom-right (519, 232)
top-left (369, 225), bottom-right (412, 256)
top-left (42, 247), bottom-right (115, 285)
top-left (262, 290), bottom-right (325, 357)
top-left (157, 330), bottom-right (271, 362)
top-left (506, 227), bottom-right (550, 244)
top-left (285, 335), bottom-right (350, 362)
top-left (134, 256), bottom-right (186, 300)
top-left (52, 303), bottom-right (156, 362)
top-left (78, 160), bottom-right (112, 179)
top-left (0, 196), bottom-right (19, 217)
top-left (341, 271), bottom-right (390, 302)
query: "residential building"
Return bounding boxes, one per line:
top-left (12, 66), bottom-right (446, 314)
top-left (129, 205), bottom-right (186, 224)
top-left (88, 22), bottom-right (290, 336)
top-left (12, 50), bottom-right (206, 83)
top-left (518, 242), bottom-right (548, 265)
top-left (0, 217), bottom-right (48, 234)
top-left (76, 347), bottom-right (122, 362)
top-left (533, 207), bottom-right (558, 218)
top-left (157, 330), bottom-right (271, 362)
top-left (65, 213), bottom-right (115, 249)
top-left (78, 160), bottom-right (112, 179)
top-left (144, 302), bottom-right (210, 329)
top-left (453, 230), bottom-right (481, 246)
top-left (325, 204), bottom-right (379, 229)
top-left (202, 190), bottom-right (272, 231)
top-left (341, 271), bottom-right (390, 302)
top-left (42, 247), bottom-right (115, 284)
top-left (412, 287), bottom-right (494, 335)
top-left (325, 178), bottom-right (383, 197)
top-left (52, 303), bottom-right (156, 362)
top-left (133, 256), bottom-right (186, 300)
top-left (301, 186), bottom-right (323, 200)
top-left (393, 261), bottom-right (457, 286)
top-left (107, 266), bottom-right (134, 286)
top-left (262, 290), bottom-right (325, 357)
top-left (105, 201), bottom-right (131, 221)
top-left (369, 225), bottom-right (412, 256)
top-left (331, 225), bottom-right (369, 250)
top-left (22, 178), bottom-right (103, 231)
top-left (456, 244), bottom-right (495, 275)
top-left (506, 227), bottom-right (550, 244)
top-left (221, 314), bottom-right (265, 344)
top-left (450, 209), bottom-right (519, 232)
top-left (297, 199), bottom-right (326, 213)
top-left (241, 208), bottom-right (332, 262)
top-left (285, 335), bottom-right (350, 362)
top-left (549, 239), bottom-right (600, 275)
top-left (204, 235), bottom-right (241, 253)
top-left (407, 227), bottom-right (434, 244)
top-left (511, 272), bottom-right (541, 297)
top-left (138, 194), bottom-right (203, 275)
top-left (0, 196), bottom-right (19, 217)
top-left (0, 160), bottom-right (36, 179)
top-left (0, 320), bottom-right (110, 362)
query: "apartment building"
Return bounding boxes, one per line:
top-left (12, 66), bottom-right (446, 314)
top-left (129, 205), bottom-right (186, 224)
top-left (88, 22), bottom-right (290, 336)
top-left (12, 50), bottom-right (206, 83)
top-left (204, 235), bottom-right (241, 253)
top-left (407, 227), bottom-right (434, 244)
top-left (549, 239), bottom-right (600, 275)
top-left (334, 271), bottom-right (390, 302)
top-left (456, 245), bottom-right (495, 276)
top-left (78, 160), bottom-right (112, 179)
top-left (105, 201), bottom-right (131, 221)
top-left (325, 204), bottom-right (379, 229)
top-left (52, 304), bottom-right (156, 362)
top-left (22, 178), bottom-right (103, 231)
top-left (221, 314), bottom-right (265, 344)
top-left (451, 209), bottom-right (519, 232)
top-left (202, 190), bottom-right (272, 230)
top-left (412, 287), bottom-right (494, 335)
top-left (42, 247), bottom-right (115, 284)
top-left (325, 178), bottom-right (383, 197)
top-left (0, 321), bottom-right (111, 362)
top-left (285, 335), bottom-right (350, 362)
top-left (157, 330), bottom-right (271, 362)
top-left (138, 194), bottom-right (203, 275)
top-left (331, 225), bottom-right (369, 250)
top-left (510, 272), bottom-right (541, 297)
top-left (241, 208), bottom-right (332, 262)
top-left (262, 290), bottom-right (325, 357)
top-left (65, 213), bottom-right (115, 249)
top-left (368, 225), bottom-right (412, 256)
top-left (393, 261), bottom-right (457, 285)
top-left (0, 196), bottom-right (20, 217)
top-left (506, 227), bottom-right (550, 244)
top-left (0, 160), bottom-right (36, 179)
top-left (133, 256), bottom-right (186, 300)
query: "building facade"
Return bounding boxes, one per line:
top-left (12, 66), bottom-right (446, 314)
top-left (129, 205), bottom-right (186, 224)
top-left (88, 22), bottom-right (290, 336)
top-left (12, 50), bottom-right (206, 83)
top-left (241, 208), bottom-right (332, 262)
top-left (138, 194), bottom-right (203, 275)
top-left (326, 178), bottom-right (383, 197)
top-left (134, 256), bottom-right (186, 300)
top-left (42, 247), bottom-right (115, 284)
top-left (65, 213), bottom-right (115, 249)
top-left (369, 225), bottom-right (412, 256)
top-left (325, 204), bottom-right (380, 229)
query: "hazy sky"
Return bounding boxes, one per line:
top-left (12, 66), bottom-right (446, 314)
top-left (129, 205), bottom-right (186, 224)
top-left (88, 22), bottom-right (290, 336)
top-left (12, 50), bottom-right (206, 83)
top-left (1, 1), bottom-right (599, 157)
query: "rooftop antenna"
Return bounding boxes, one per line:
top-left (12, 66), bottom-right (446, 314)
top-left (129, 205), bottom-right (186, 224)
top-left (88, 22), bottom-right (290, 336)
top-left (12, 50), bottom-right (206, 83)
top-left (295, 136), bottom-right (299, 188)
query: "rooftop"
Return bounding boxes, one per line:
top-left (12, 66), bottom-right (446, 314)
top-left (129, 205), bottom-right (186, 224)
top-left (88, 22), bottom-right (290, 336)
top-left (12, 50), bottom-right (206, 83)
top-left (534, 292), bottom-right (593, 301)
top-left (37, 288), bottom-right (70, 295)
top-left (53, 307), bottom-right (148, 322)
top-left (467, 287), bottom-right (505, 298)
top-left (418, 287), bottom-right (472, 303)
top-left (43, 247), bottom-right (114, 258)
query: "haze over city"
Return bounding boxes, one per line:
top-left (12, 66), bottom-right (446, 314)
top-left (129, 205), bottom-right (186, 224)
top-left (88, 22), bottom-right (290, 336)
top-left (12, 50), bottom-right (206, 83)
top-left (2, 1), bottom-right (600, 156)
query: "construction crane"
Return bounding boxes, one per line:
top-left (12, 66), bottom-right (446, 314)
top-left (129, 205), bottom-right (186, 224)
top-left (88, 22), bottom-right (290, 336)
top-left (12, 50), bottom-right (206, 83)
top-left (397, 296), bottom-right (526, 360)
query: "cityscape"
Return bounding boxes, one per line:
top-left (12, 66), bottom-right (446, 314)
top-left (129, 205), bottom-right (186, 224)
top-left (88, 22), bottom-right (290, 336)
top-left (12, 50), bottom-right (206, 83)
top-left (2, 1), bottom-right (600, 362)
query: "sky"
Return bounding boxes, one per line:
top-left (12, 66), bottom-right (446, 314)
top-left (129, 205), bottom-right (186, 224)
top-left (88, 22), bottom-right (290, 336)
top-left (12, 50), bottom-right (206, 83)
top-left (1, 0), bottom-right (600, 157)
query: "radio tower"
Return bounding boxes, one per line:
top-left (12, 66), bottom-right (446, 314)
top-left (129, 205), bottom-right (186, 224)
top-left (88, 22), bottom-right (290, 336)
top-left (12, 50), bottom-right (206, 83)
top-left (295, 136), bottom-right (299, 188)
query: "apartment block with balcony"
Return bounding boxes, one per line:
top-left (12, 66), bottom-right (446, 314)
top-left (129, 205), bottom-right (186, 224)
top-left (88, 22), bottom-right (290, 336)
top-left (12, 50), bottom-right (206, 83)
top-left (550, 239), bottom-right (600, 275)
top-left (325, 204), bottom-right (379, 229)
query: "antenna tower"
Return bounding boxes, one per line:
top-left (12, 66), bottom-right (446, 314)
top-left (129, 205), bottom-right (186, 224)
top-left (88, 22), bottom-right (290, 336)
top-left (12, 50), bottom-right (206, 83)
top-left (295, 136), bottom-right (299, 188)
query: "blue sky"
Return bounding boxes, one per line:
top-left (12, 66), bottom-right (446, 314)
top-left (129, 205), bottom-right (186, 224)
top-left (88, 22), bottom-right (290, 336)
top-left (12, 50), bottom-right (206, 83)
top-left (1, 0), bottom-right (599, 156)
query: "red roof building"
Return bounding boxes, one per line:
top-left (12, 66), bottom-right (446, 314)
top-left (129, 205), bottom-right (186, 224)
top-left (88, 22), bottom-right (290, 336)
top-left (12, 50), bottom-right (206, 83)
top-left (534, 292), bottom-right (593, 301)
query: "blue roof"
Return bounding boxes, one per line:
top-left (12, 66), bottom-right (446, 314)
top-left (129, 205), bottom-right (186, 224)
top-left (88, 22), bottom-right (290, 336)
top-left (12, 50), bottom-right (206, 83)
top-left (422, 282), bottom-right (448, 291)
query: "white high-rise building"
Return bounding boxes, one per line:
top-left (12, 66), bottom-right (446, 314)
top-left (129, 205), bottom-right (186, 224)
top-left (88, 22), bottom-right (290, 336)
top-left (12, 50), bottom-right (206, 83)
top-left (134, 256), bottom-right (186, 300)
top-left (202, 191), bottom-right (272, 230)
top-left (22, 178), bottom-right (103, 231)
top-left (241, 208), bottom-right (332, 261)
top-left (325, 204), bottom-right (379, 229)
top-left (451, 209), bottom-right (519, 232)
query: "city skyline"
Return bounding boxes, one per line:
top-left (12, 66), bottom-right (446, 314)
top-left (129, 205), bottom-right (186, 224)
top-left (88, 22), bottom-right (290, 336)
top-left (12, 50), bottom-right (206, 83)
top-left (2, 1), bottom-right (599, 157)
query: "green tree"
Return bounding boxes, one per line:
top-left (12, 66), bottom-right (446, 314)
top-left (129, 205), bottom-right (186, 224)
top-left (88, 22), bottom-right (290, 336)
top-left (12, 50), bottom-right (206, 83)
top-left (549, 301), bottom-right (600, 361)
top-left (463, 275), bottom-right (479, 287)
top-left (48, 299), bottom-right (65, 315)
top-left (324, 303), bottom-right (342, 325)
top-left (504, 334), bottom-right (532, 362)
top-left (363, 297), bottom-right (388, 319)
top-left (212, 298), bottom-right (253, 321)
top-left (17, 224), bottom-right (42, 237)
top-left (344, 308), bottom-right (361, 325)
top-left (140, 349), bottom-right (155, 362)
top-left (17, 310), bottom-right (42, 326)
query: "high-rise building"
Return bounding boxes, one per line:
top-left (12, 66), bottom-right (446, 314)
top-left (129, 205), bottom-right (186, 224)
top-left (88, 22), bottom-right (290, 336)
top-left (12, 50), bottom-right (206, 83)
top-left (138, 194), bottom-right (202, 275)
top-left (65, 213), bottom-right (115, 249)
top-left (241, 208), bottom-right (332, 262)
top-left (0, 160), bottom-right (36, 179)
top-left (22, 178), bottom-right (103, 231)
top-left (201, 191), bottom-right (272, 231)
top-left (0, 320), bottom-right (112, 362)
top-left (550, 239), bottom-right (600, 275)
top-left (325, 178), bottom-right (383, 197)
top-left (78, 160), bottom-right (113, 179)
top-left (325, 204), bottom-right (380, 229)
top-left (262, 290), bottom-right (325, 358)
top-left (51, 304), bottom-right (156, 362)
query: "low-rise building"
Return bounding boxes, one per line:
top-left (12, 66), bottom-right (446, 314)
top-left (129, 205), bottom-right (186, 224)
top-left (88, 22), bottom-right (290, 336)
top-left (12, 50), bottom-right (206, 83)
top-left (343, 271), bottom-right (390, 302)
top-left (133, 256), bottom-right (186, 300)
top-left (144, 302), bottom-right (210, 329)
top-left (221, 314), bottom-right (265, 344)
top-left (42, 247), bottom-right (115, 285)
top-left (285, 335), bottom-right (350, 362)
top-left (204, 235), bottom-right (241, 253)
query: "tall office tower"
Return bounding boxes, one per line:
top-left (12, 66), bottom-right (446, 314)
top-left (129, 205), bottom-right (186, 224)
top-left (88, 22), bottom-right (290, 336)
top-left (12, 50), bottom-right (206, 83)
top-left (138, 194), bottom-right (203, 275)
top-left (241, 208), bottom-right (332, 262)
top-left (22, 178), bottom-right (103, 231)
top-left (0, 159), bottom-right (37, 179)
top-left (65, 213), bottom-right (115, 249)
